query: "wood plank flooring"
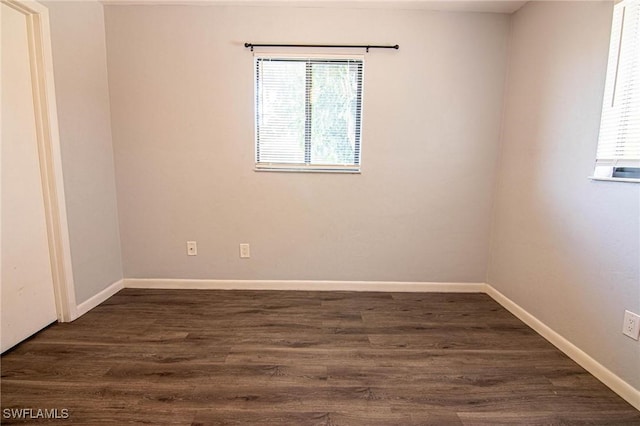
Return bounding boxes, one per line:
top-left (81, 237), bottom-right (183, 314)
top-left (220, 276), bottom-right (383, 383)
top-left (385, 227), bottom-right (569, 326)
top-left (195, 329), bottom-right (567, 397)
top-left (2, 289), bottom-right (639, 424)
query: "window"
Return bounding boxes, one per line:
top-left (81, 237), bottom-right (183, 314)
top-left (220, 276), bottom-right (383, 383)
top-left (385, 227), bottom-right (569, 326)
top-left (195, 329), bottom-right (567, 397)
top-left (593, 0), bottom-right (640, 182)
top-left (254, 55), bottom-right (364, 172)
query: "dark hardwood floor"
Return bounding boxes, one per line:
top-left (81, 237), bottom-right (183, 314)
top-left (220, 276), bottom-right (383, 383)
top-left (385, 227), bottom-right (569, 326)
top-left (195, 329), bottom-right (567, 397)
top-left (2, 289), bottom-right (639, 424)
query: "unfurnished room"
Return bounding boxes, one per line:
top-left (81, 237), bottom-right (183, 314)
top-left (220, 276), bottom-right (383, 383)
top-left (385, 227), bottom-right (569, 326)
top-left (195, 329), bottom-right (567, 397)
top-left (1, 0), bottom-right (639, 423)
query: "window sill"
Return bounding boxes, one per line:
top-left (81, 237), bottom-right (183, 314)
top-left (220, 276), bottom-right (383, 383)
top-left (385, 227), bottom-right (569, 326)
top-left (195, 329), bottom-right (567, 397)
top-left (255, 165), bottom-right (361, 174)
top-left (589, 176), bottom-right (640, 184)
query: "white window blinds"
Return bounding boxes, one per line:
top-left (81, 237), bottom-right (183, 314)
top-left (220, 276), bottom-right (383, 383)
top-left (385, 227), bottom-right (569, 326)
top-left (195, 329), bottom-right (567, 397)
top-left (254, 56), bottom-right (364, 172)
top-left (594, 0), bottom-right (640, 178)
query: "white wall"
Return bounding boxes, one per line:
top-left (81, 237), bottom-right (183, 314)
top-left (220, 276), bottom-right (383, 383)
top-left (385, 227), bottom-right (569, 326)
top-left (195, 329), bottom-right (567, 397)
top-left (489, 1), bottom-right (640, 390)
top-left (45, 1), bottom-right (123, 304)
top-left (104, 5), bottom-right (509, 282)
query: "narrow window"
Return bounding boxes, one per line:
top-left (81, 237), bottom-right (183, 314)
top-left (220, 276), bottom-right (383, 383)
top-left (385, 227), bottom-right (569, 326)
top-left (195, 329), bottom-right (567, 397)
top-left (593, 0), bottom-right (640, 182)
top-left (254, 56), bottom-right (364, 173)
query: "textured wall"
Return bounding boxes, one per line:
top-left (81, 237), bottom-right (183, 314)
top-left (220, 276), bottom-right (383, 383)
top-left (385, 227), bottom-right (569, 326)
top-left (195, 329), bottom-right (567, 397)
top-left (104, 5), bottom-right (509, 283)
top-left (489, 1), bottom-right (640, 389)
top-left (46, 1), bottom-right (123, 304)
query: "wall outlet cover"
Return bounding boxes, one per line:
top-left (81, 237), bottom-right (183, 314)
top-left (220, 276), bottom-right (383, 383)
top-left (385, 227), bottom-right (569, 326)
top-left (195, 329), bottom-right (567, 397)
top-left (622, 310), bottom-right (640, 340)
top-left (187, 241), bottom-right (197, 256)
top-left (240, 243), bottom-right (250, 259)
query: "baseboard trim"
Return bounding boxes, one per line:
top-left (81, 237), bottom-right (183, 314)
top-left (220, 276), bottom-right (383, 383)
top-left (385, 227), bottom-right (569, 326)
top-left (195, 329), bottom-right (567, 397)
top-left (75, 279), bottom-right (124, 318)
top-left (485, 284), bottom-right (640, 411)
top-left (123, 278), bottom-right (486, 293)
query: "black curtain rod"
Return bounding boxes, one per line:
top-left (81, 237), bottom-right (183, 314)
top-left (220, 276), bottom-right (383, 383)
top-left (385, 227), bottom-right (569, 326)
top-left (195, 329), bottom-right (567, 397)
top-left (244, 43), bottom-right (399, 52)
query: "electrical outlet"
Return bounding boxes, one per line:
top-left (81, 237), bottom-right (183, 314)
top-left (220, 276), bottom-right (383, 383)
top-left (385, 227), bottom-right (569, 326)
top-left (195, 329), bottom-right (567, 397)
top-left (239, 243), bottom-right (250, 259)
top-left (186, 241), bottom-right (197, 256)
top-left (622, 310), bottom-right (640, 340)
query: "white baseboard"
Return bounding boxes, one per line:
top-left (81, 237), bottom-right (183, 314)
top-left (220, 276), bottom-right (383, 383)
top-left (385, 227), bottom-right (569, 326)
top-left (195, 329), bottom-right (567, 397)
top-left (485, 284), bottom-right (640, 411)
top-left (123, 278), bottom-right (486, 293)
top-left (75, 279), bottom-right (124, 318)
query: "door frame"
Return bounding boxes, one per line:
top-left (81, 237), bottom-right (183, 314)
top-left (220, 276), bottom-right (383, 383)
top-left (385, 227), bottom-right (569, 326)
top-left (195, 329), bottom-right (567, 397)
top-left (2, 0), bottom-right (77, 321)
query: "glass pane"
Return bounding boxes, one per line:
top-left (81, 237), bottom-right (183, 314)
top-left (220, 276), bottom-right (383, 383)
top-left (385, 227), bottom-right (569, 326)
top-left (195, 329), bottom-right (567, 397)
top-left (257, 60), bottom-right (305, 164)
top-left (310, 62), bottom-right (361, 165)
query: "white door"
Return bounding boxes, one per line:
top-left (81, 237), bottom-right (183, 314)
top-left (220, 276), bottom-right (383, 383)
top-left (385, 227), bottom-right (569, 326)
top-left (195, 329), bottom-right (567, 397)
top-left (1, 1), bottom-right (59, 352)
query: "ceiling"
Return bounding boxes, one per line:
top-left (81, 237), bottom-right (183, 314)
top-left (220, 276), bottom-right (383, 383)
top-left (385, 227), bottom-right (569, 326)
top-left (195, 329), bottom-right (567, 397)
top-left (101, 0), bottom-right (529, 14)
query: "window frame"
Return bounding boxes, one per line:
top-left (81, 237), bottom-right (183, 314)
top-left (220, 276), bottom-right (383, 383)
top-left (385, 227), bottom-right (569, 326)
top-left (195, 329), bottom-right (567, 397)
top-left (253, 53), bottom-right (365, 174)
top-left (591, 0), bottom-right (640, 183)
